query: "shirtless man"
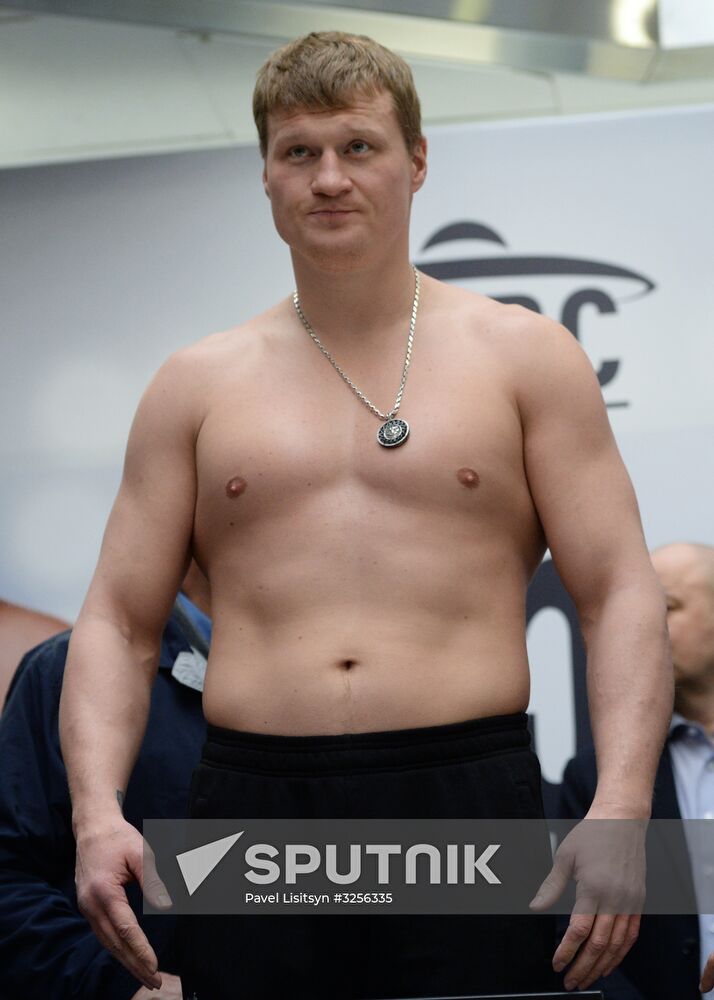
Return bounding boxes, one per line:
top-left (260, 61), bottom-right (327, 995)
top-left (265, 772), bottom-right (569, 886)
top-left (59, 30), bottom-right (673, 999)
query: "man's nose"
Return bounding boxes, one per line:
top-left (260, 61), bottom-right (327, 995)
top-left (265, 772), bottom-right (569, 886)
top-left (311, 151), bottom-right (352, 196)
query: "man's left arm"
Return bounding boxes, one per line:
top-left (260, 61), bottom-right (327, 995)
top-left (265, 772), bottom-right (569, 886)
top-left (513, 311), bottom-right (673, 985)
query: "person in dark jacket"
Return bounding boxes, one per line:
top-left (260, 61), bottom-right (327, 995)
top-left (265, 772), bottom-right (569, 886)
top-left (0, 599), bottom-right (69, 710)
top-left (0, 569), bottom-right (209, 1000)
top-left (561, 745), bottom-right (699, 1000)
top-left (561, 542), bottom-right (714, 1000)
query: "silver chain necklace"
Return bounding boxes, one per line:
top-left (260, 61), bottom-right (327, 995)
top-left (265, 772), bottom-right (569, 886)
top-left (292, 265), bottom-right (420, 448)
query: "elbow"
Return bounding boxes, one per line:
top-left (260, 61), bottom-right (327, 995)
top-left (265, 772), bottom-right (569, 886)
top-left (577, 572), bottom-right (669, 645)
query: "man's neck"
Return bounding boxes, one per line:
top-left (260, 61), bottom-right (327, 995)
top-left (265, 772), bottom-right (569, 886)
top-left (674, 688), bottom-right (714, 736)
top-left (290, 252), bottom-right (418, 348)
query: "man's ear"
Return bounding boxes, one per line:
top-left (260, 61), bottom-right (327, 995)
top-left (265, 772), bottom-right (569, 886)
top-left (411, 135), bottom-right (428, 193)
top-left (262, 163), bottom-right (270, 198)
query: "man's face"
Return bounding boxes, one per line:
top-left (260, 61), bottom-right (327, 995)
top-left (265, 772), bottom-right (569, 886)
top-left (652, 547), bottom-right (714, 691)
top-left (262, 89), bottom-right (427, 271)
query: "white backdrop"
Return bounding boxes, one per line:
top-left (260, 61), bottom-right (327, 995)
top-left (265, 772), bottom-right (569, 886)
top-left (2, 104), bottom-right (712, 781)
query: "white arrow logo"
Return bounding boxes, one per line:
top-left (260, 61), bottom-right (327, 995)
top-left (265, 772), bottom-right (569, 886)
top-left (176, 831), bottom-right (244, 895)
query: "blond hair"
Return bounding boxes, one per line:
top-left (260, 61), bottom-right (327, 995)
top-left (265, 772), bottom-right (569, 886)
top-left (253, 31), bottom-right (422, 157)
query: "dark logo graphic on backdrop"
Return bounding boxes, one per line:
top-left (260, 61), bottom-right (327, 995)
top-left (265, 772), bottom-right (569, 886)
top-left (416, 221), bottom-right (657, 409)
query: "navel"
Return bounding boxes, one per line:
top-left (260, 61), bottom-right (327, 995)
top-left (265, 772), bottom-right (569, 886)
top-left (339, 658), bottom-right (358, 670)
top-left (456, 467), bottom-right (480, 489)
top-left (225, 475), bottom-right (247, 499)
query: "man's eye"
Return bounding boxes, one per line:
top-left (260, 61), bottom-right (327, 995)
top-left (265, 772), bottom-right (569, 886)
top-left (288, 146), bottom-right (310, 159)
top-left (348, 140), bottom-right (370, 153)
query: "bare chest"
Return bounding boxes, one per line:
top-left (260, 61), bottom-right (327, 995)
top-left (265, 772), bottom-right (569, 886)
top-left (193, 326), bottom-right (542, 555)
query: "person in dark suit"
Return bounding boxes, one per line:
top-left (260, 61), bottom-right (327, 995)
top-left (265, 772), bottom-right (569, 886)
top-left (561, 541), bottom-right (714, 999)
top-left (0, 599), bottom-right (69, 710)
top-left (0, 564), bottom-right (210, 1000)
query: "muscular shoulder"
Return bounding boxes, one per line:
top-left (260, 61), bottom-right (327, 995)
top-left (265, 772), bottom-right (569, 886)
top-left (139, 322), bottom-right (258, 427)
top-left (168, 301), bottom-right (287, 373)
top-left (447, 285), bottom-right (577, 359)
top-left (158, 328), bottom-right (242, 382)
top-left (429, 276), bottom-right (590, 367)
top-left (426, 278), bottom-right (601, 428)
top-left (496, 307), bottom-right (602, 424)
top-left (450, 287), bottom-right (598, 410)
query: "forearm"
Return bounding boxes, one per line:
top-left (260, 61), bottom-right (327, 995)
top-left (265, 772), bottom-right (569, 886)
top-left (581, 581), bottom-right (673, 818)
top-left (59, 613), bottom-right (158, 832)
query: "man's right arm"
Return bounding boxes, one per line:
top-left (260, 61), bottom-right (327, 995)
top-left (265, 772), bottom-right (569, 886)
top-left (59, 349), bottom-right (202, 990)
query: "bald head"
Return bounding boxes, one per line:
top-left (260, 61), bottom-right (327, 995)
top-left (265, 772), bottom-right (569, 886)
top-left (652, 543), bottom-right (714, 599)
top-left (651, 542), bottom-right (714, 691)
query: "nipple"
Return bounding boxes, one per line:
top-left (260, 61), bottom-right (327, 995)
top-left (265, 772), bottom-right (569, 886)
top-left (225, 475), bottom-right (247, 499)
top-left (456, 467), bottom-right (480, 489)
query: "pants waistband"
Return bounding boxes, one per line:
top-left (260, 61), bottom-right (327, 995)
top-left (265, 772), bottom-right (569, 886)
top-left (201, 712), bottom-right (531, 774)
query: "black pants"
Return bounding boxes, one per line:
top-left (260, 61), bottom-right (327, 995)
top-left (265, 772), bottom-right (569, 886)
top-left (177, 712), bottom-right (558, 999)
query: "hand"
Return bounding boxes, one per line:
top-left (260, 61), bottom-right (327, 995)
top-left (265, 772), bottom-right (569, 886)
top-left (130, 972), bottom-right (182, 999)
top-left (530, 810), bottom-right (647, 991)
top-left (75, 813), bottom-right (172, 990)
top-left (701, 950), bottom-right (714, 994)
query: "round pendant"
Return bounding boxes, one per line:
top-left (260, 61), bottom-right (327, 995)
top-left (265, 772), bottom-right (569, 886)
top-left (377, 418), bottom-right (410, 448)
